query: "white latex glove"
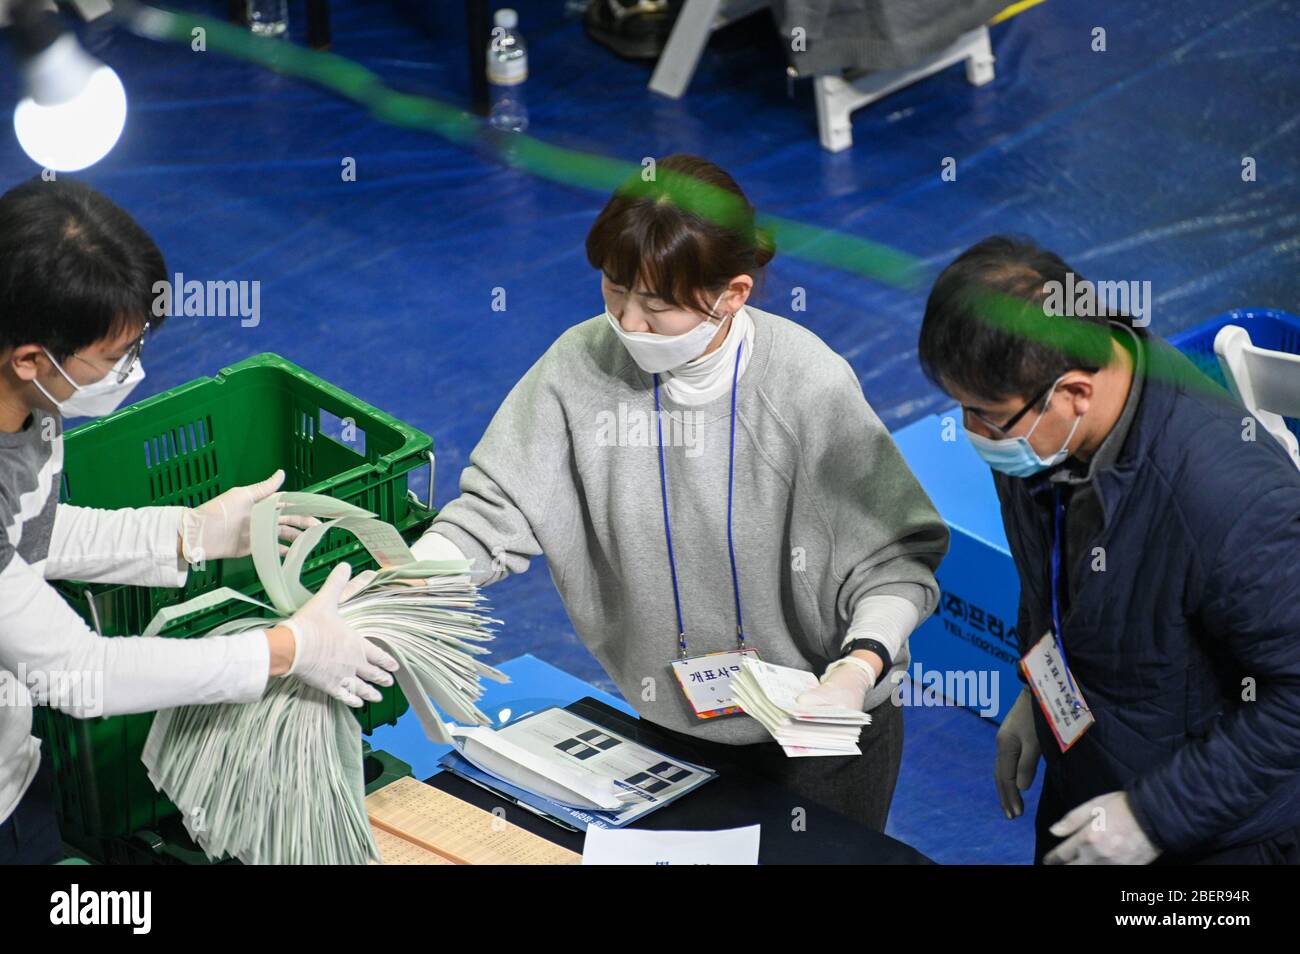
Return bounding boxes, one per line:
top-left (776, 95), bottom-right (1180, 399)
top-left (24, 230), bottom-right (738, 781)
top-left (178, 468), bottom-right (318, 564)
top-left (995, 687), bottom-right (1042, 820)
top-left (1045, 791), bottom-right (1161, 865)
top-left (342, 531), bottom-right (474, 601)
top-left (282, 562), bottom-right (400, 707)
top-left (340, 568), bottom-right (378, 602)
top-left (340, 568), bottom-right (438, 602)
top-left (795, 656), bottom-right (877, 711)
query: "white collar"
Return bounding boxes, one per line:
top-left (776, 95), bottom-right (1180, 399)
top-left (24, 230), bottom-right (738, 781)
top-left (660, 305), bottom-right (755, 406)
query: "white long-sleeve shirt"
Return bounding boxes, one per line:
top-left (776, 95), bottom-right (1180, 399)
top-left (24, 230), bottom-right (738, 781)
top-left (0, 408), bottom-right (269, 826)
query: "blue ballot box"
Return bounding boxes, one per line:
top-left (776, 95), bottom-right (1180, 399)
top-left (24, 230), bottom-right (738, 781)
top-left (892, 411), bottom-right (1022, 726)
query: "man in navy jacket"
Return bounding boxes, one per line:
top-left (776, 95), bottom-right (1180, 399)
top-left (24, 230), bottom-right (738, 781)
top-left (918, 236), bottom-right (1300, 864)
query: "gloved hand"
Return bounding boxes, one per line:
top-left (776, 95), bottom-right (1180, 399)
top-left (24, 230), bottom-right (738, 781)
top-left (795, 656), bottom-right (877, 711)
top-left (281, 562), bottom-right (400, 707)
top-left (178, 469), bottom-right (318, 565)
top-left (1044, 791), bottom-right (1161, 865)
top-left (339, 568), bottom-right (434, 602)
top-left (995, 687), bottom-right (1041, 819)
top-left (339, 532), bottom-right (473, 601)
top-left (340, 569), bottom-right (378, 603)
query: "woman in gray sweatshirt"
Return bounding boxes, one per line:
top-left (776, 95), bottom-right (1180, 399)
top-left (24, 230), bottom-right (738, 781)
top-left (411, 155), bottom-right (949, 830)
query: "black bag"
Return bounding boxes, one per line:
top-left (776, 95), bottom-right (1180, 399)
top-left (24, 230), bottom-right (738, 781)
top-left (584, 0), bottom-right (685, 61)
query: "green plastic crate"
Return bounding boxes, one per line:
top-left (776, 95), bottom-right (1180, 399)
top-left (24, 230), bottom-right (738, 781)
top-left (31, 353), bottom-right (438, 851)
top-left (52, 352), bottom-right (435, 631)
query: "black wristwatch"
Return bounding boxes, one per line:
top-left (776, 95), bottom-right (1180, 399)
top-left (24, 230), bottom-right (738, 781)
top-left (841, 638), bottom-right (892, 674)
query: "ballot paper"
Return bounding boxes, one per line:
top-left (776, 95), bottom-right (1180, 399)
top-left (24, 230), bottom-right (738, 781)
top-left (730, 658), bottom-right (870, 757)
top-left (451, 724), bottom-right (638, 810)
top-left (141, 492), bottom-right (509, 865)
top-left (582, 824), bottom-right (761, 865)
top-left (439, 707), bottom-right (716, 829)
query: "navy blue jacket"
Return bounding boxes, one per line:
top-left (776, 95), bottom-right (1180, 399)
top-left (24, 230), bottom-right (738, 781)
top-left (994, 329), bottom-right (1300, 858)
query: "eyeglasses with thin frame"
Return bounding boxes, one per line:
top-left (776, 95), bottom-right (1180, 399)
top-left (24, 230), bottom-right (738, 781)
top-left (962, 376), bottom-right (1058, 438)
top-left (70, 321), bottom-right (150, 384)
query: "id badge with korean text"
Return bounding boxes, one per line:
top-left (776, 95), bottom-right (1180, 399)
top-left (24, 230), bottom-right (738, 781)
top-left (1020, 631), bottom-right (1094, 752)
top-left (669, 648), bottom-right (760, 720)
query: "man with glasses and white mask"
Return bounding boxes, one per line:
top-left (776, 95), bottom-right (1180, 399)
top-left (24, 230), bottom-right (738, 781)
top-left (0, 177), bottom-right (399, 863)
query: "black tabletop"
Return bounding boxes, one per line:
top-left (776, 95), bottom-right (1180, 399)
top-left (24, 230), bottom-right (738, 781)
top-left (425, 696), bottom-right (932, 865)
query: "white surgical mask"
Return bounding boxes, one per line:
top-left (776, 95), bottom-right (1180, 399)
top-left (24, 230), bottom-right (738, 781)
top-left (606, 290), bottom-right (729, 374)
top-left (34, 349), bottom-right (145, 418)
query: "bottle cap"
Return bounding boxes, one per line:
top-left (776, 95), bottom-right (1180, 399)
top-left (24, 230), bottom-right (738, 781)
top-left (494, 8), bottom-right (517, 29)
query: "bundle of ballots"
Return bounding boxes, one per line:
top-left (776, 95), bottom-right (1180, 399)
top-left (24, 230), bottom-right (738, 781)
top-left (141, 492), bottom-right (508, 865)
top-left (730, 657), bottom-right (871, 757)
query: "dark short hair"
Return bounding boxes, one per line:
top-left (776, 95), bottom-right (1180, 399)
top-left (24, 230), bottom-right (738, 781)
top-left (585, 154), bottom-right (774, 314)
top-left (0, 176), bottom-right (167, 361)
top-left (917, 235), bottom-right (1119, 403)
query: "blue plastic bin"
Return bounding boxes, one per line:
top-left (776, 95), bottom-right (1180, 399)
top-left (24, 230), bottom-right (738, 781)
top-left (1168, 308), bottom-right (1300, 441)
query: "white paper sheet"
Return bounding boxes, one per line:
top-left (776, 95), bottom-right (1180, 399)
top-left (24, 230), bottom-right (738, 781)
top-left (582, 824), bottom-right (761, 865)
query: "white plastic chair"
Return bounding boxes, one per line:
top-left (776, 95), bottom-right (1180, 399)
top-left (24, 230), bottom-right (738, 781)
top-left (1214, 324), bottom-right (1300, 469)
top-left (648, 2), bottom-right (995, 153)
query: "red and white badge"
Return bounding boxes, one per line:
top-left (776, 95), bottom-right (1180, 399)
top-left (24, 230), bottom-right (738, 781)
top-left (1020, 631), bottom-right (1094, 752)
top-left (669, 648), bottom-right (759, 720)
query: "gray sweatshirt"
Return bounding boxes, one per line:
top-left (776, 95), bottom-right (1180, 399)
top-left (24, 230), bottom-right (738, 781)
top-left (428, 306), bottom-right (949, 744)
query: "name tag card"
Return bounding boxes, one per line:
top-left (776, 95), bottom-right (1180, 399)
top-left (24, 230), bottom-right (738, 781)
top-left (669, 649), bottom-right (759, 720)
top-left (1020, 631), bottom-right (1094, 752)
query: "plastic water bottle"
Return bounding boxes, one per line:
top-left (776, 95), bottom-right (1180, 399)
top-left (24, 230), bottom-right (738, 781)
top-left (246, 0), bottom-right (288, 37)
top-left (488, 9), bottom-right (528, 133)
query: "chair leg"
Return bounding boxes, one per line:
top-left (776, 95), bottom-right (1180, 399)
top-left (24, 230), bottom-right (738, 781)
top-left (307, 0), bottom-right (331, 49)
top-left (814, 76), bottom-right (854, 153)
top-left (648, 0), bottom-right (725, 99)
top-left (466, 0), bottom-right (491, 116)
top-left (815, 26), bottom-right (997, 152)
top-left (965, 26), bottom-right (996, 86)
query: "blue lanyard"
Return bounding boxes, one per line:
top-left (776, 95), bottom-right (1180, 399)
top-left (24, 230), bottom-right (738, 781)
top-left (1050, 485), bottom-right (1081, 705)
top-left (653, 340), bottom-right (746, 659)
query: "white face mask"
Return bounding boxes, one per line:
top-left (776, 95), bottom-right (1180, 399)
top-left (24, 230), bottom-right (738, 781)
top-left (34, 349), bottom-right (145, 418)
top-left (605, 290), bottom-right (729, 374)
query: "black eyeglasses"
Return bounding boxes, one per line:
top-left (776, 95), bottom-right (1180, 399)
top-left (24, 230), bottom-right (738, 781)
top-left (963, 377), bottom-right (1058, 438)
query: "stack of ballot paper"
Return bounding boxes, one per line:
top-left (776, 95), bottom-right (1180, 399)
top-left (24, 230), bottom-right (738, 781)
top-left (141, 492), bottom-right (508, 865)
top-left (730, 658), bottom-right (871, 757)
top-left (451, 724), bottom-right (644, 811)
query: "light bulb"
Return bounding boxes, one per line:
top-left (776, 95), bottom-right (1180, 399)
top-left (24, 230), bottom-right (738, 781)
top-left (15, 62), bottom-right (127, 172)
